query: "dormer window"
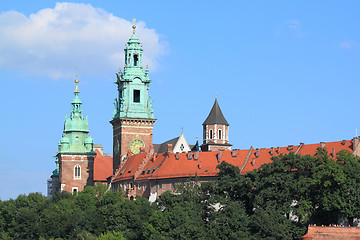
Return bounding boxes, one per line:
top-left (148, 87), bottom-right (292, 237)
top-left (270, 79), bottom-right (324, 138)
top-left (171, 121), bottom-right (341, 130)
top-left (133, 90), bottom-right (140, 103)
top-left (134, 54), bottom-right (139, 66)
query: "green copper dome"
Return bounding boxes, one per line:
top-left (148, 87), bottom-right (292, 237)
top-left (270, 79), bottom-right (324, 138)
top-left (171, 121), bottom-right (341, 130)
top-left (58, 77), bottom-right (94, 154)
top-left (112, 20), bottom-right (154, 120)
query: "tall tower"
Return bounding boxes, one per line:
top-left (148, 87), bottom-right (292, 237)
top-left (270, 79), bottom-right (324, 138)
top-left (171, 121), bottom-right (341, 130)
top-left (111, 20), bottom-right (156, 173)
top-left (56, 76), bottom-right (96, 194)
top-left (201, 98), bottom-right (232, 151)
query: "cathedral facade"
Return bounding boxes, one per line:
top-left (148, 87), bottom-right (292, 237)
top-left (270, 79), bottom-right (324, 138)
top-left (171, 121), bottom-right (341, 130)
top-left (49, 22), bottom-right (360, 201)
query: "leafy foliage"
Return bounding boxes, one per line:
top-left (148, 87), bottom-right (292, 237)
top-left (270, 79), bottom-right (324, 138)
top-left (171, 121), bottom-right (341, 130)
top-left (1, 148), bottom-right (360, 239)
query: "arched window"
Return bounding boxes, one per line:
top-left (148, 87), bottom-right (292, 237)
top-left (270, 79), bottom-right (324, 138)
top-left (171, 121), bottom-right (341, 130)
top-left (74, 165), bottom-right (81, 179)
top-left (218, 129), bottom-right (222, 140)
top-left (209, 129), bottom-right (213, 139)
top-left (134, 54), bottom-right (139, 66)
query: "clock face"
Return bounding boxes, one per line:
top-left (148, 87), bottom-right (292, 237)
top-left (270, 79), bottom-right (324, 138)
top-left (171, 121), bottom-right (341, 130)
top-left (129, 138), bottom-right (145, 154)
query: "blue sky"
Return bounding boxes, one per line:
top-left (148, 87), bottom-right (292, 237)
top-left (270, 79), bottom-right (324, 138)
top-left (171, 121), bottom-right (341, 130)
top-left (0, 1), bottom-right (359, 200)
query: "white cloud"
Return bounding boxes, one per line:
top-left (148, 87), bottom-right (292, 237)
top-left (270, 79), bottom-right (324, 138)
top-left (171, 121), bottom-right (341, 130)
top-left (276, 20), bottom-right (303, 37)
top-left (0, 2), bottom-right (168, 79)
top-left (339, 41), bottom-right (358, 49)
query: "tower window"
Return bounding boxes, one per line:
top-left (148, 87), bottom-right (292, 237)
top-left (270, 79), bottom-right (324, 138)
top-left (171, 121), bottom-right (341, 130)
top-left (134, 54), bottom-right (139, 66)
top-left (74, 165), bottom-right (81, 179)
top-left (218, 129), bottom-right (222, 139)
top-left (209, 129), bottom-right (213, 139)
top-left (133, 90), bottom-right (140, 103)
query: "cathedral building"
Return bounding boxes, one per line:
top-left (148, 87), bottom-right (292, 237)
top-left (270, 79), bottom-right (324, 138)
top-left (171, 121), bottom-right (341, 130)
top-left (48, 77), bottom-right (112, 197)
top-left (49, 21), bottom-right (360, 201)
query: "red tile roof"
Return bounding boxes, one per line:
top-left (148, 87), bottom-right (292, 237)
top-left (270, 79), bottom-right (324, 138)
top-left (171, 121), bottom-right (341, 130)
top-left (297, 140), bottom-right (352, 156)
top-left (93, 149), bottom-right (113, 182)
top-left (111, 139), bottom-right (356, 183)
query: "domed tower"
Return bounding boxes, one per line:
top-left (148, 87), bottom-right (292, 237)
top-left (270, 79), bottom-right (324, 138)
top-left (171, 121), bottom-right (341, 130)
top-left (111, 19), bottom-right (156, 173)
top-left (54, 76), bottom-right (96, 194)
top-left (201, 98), bottom-right (232, 151)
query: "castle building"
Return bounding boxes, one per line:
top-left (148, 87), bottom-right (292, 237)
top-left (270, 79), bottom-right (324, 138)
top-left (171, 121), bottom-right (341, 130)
top-left (49, 21), bottom-right (360, 202)
top-left (108, 22), bottom-right (360, 201)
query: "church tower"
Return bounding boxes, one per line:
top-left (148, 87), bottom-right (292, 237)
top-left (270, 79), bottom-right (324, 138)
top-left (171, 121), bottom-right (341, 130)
top-left (201, 98), bottom-right (232, 151)
top-left (56, 76), bottom-right (96, 194)
top-left (111, 20), bottom-right (156, 173)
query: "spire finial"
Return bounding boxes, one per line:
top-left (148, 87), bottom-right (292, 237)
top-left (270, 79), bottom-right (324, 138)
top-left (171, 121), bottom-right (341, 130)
top-left (132, 18), bottom-right (136, 33)
top-left (74, 65), bottom-right (80, 94)
top-left (215, 92), bottom-right (218, 99)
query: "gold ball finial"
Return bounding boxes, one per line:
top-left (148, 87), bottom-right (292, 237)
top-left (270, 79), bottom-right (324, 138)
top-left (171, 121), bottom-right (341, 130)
top-left (132, 25), bottom-right (136, 29)
top-left (75, 74), bottom-right (79, 83)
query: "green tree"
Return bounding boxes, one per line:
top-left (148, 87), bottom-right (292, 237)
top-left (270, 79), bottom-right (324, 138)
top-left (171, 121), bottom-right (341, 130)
top-left (97, 231), bottom-right (125, 240)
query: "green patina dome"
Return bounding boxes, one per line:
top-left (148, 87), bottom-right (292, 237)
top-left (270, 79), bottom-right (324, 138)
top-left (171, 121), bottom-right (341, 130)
top-left (113, 21), bottom-right (154, 120)
top-left (64, 117), bottom-right (89, 132)
top-left (58, 77), bottom-right (94, 154)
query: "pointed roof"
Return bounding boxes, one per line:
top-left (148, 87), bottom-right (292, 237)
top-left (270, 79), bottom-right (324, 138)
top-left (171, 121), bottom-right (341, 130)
top-left (203, 98), bottom-right (229, 126)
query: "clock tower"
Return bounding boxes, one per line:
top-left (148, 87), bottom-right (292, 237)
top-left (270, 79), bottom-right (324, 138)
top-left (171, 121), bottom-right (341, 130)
top-left (110, 20), bottom-right (156, 173)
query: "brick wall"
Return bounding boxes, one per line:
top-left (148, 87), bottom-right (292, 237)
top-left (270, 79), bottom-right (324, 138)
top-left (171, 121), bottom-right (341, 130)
top-left (111, 118), bottom-right (155, 173)
top-left (59, 154), bottom-right (94, 193)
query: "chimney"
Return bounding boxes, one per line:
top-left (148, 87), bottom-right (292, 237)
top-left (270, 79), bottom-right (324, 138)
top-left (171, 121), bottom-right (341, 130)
top-left (93, 144), bottom-right (104, 155)
top-left (231, 149), bottom-right (238, 157)
top-left (150, 145), bottom-right (154, 155)
top-left (251, 158), bottom-right (256, 166)
top-left (194, 151), bottom-right (199, 161)
top-left (270, 147), bottom-right (274, 155)
top-left (320, 142), bottom-right (326, 148)
top-left (332, 148), bottom-right (336, 157)
top-left (255, 148), bottom-right (259, 158)
top-left (217, 150), bottom-right (223, 163)
top-left (187, 151), bottom-right (192, 160)
top-left (277, 147), bottom-right (280, 153)
top-left (353, 137), bottom-right (359, 151)
top-left (167, 144), bottom-right (173, 154)
top-left (342, 140), bottom-right (346, 145)
top-left (151, 153), bottom-right (157, 162)
top-left (175, 152), bottom-right (180, 160)
top-left (288, 145), bottom-right (294, 151)
top-left (140, 147), bottom-right (146, 153)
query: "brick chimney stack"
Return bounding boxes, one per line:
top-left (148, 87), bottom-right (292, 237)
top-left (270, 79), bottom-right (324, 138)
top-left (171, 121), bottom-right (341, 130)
top-left (217, 150), bottom-right (223, 163)
top-left (167, 144), bottom-right (172, 154)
